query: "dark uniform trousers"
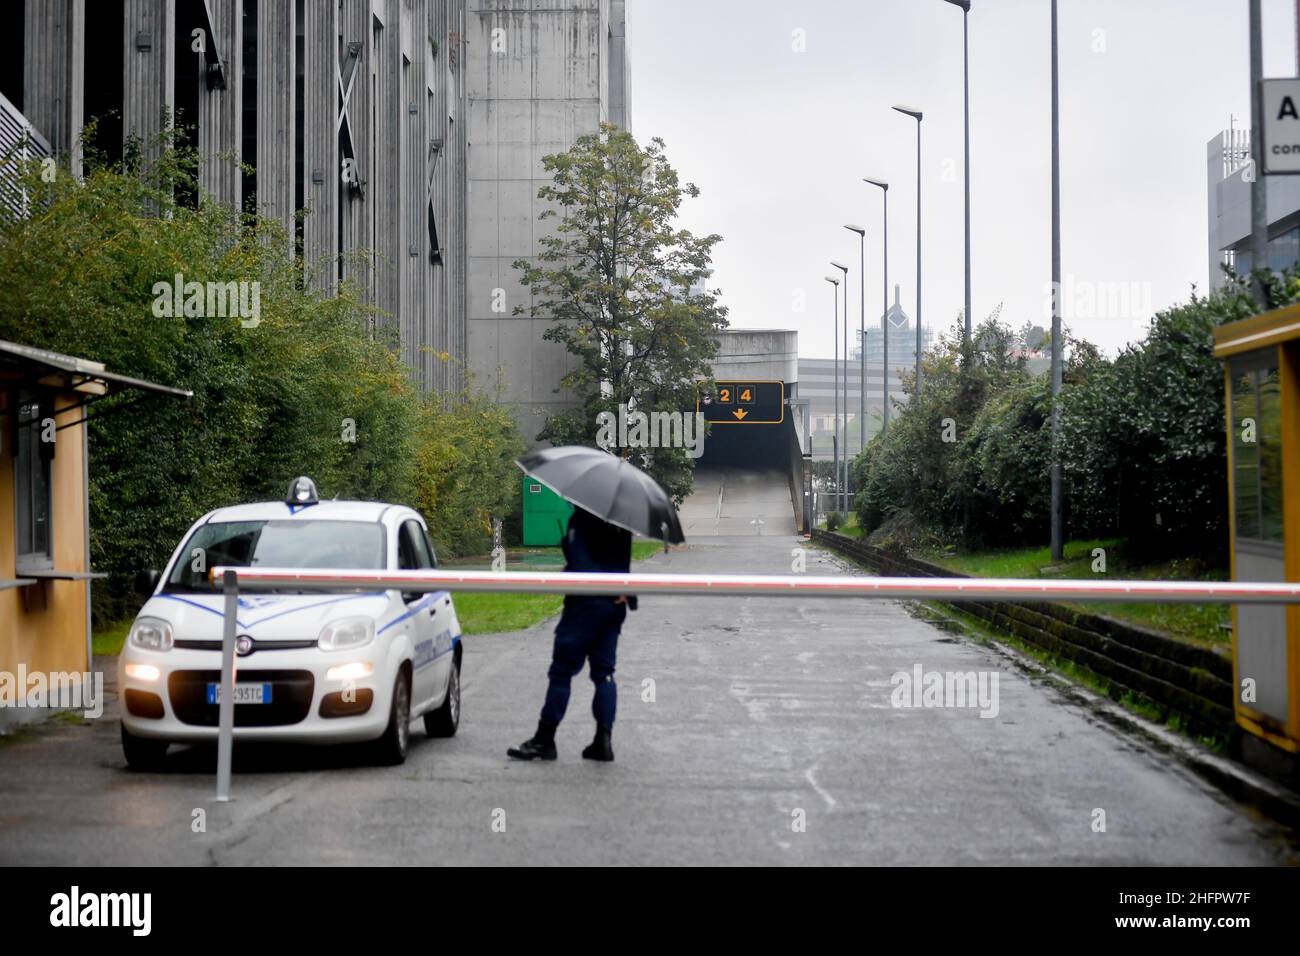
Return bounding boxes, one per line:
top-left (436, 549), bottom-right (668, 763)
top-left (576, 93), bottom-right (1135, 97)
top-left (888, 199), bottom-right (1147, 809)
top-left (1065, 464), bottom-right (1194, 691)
top-left (540, 596), bottom-right (627, 728)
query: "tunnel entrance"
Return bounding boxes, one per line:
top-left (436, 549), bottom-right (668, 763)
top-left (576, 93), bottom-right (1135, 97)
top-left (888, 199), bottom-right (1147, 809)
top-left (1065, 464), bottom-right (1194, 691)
top-left (680, 404), bottom-right (805, 538)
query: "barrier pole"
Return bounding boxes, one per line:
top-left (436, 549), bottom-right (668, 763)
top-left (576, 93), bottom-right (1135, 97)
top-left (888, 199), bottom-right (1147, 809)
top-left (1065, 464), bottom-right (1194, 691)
top-left (211, 566), bottom-right (1300, 606)
top-left (215, 569), bottom-right (238, 802)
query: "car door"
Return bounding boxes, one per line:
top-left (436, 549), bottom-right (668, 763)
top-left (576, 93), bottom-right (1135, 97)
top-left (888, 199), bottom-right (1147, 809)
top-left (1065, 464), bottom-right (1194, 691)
top-left (397, 519), bottom-right (440, 711)
top-left (419, 523), bottom-right (461, 686)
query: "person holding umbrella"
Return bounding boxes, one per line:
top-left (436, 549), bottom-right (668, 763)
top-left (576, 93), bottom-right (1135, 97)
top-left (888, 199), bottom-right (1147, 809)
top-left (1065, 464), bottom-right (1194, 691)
top-left (507, 446), bottom-right (685, 763)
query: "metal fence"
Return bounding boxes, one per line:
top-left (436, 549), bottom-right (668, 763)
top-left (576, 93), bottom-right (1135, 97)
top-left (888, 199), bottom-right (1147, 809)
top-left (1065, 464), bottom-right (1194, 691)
top-left (0, 91), bottom-right (52, 223)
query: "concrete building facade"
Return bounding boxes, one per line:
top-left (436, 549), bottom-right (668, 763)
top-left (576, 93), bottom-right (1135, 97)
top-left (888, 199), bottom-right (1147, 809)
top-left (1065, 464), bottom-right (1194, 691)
top-left (3, 0), bottom-right (470, 394)
top-left (798, 357), bottom-right (904, 460)
top-left (1207, 126), bottom-right (1300, 292)
top-left (465, 0), bottom-right (631, 443)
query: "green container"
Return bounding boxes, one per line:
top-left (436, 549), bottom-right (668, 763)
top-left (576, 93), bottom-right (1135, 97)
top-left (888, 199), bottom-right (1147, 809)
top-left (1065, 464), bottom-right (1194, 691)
top-left (521, 474), bottom-right (573, 546)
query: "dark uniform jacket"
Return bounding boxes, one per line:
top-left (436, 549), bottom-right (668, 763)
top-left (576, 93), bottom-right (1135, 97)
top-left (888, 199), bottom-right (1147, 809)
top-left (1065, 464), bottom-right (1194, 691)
top-left (562, 508), bottom-right (638, 611)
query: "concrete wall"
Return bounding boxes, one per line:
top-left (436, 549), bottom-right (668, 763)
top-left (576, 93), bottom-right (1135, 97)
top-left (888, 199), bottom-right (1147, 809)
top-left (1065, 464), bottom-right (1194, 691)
top-left (710, 329), bottom-right (799, 387)
top-left (465, 0), bottom-right (626, 444)
top-left (799, 356), bottom-right (905, 459)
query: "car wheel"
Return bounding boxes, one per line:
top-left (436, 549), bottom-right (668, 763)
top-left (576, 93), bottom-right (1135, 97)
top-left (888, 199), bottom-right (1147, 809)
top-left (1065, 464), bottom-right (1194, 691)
top-left (121, 723), bottom-right (168, 771)
top-left (424, 655), bottom-right (461, 738)
top-left (373, 669), bottom-right (411, 766)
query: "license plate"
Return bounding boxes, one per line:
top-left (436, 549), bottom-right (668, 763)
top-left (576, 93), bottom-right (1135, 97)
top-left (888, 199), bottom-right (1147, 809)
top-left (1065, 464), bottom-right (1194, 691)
top-left (206, 682), bottom-right (272, 705)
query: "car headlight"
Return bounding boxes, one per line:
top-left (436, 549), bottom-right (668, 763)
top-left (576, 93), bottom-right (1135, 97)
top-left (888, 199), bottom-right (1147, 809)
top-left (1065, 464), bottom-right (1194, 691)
top-left (128, 617), bottom-right (173, 652)
top-left (317, 616), bottom-right (375, 652)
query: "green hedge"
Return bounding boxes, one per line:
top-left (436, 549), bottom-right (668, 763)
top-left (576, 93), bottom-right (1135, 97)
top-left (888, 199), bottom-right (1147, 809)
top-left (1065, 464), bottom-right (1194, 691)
top-left (854, 272), bottom-right (1300, 564)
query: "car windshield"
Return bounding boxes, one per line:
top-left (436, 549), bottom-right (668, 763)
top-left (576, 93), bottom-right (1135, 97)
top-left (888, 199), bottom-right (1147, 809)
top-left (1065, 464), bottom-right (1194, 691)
top-left (165, 520), bottom-right (386, 592)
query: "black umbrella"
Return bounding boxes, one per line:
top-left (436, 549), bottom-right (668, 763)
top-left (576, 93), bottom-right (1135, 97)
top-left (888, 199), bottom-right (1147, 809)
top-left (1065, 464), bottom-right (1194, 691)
top-left (516, 446), bottom-right (686, 545)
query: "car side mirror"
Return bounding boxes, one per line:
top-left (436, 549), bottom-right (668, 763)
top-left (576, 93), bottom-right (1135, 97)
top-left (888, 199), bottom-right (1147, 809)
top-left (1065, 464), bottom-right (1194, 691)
top-left (135, 569), bottom-right (161, 598)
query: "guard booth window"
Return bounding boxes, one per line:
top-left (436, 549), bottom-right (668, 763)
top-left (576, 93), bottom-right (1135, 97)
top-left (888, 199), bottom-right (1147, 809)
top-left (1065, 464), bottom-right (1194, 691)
top-left (15, 393), bottom-right (52, 568)
top-left (1230, 356), bottom-right (1284, 543)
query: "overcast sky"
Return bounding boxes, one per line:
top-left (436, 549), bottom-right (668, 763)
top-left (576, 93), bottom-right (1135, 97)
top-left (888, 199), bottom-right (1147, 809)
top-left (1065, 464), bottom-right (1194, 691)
top-left (627, 0), bottom-right (1300, 359)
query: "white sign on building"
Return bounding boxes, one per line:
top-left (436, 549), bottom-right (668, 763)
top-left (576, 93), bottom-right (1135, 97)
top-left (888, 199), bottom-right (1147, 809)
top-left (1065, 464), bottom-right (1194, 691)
top-left (1262, 78), bottom-right (1300, 175)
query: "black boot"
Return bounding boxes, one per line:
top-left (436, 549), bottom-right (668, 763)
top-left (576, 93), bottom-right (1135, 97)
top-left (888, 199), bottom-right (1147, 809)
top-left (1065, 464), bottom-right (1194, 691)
top-left (581, 724), bottom-right (614, 762)
top-left (507, 719), bottom-right (557, 761)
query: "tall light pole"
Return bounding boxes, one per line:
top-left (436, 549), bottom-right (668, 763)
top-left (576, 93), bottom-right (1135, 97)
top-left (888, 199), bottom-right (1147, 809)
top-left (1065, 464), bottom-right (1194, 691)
top-left (864, 178), bottom-right (890, 435)
top-left (892, 106), bottom-right (923, 400)
top-left (844, 225), bottom-right (867, 449)
top-left (1049, 0), bottom-right (1064, 562)
top-left (943, 0), bottom-right (973, 352)
top-left (832, 260), bottom-right (851, 512)
top-left (824, 275), bottom-right (840, 518)
top-left (1249, 0), bottom-right (1268, 309)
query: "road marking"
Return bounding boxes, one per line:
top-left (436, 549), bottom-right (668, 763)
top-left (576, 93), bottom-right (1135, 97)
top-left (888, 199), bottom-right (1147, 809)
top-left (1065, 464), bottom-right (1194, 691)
top-left (805, 766), bottom-right (837, 810)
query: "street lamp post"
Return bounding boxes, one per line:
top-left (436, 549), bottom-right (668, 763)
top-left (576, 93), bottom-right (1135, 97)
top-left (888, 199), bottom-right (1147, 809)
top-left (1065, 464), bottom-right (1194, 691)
top-left (943, 0), bottom-right (973, 352)
top-left (1249, 0), bottom-right (1268, 309)
top-left (864, 179), bottom-right (890, 435)
top-left (1049, 0), bottom-right (1064, 562)
top-left (824, 275), bottom-right (841, 519)
top-left (844, 225), bottom-right (867, 448)
top-left (832, 260), bottom-right (851, 512)
top-left (892, 106), bottom-right (923, 400)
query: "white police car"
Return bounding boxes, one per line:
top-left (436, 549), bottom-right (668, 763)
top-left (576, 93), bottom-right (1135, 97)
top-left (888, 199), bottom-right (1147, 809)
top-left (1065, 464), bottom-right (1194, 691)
top-left (118, 478), bottom-right (462, 769)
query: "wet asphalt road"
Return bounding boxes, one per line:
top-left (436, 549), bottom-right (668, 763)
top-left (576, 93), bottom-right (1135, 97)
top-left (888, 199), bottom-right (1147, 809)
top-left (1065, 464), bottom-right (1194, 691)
top-left (0, 533), bottom-right (1297, 865)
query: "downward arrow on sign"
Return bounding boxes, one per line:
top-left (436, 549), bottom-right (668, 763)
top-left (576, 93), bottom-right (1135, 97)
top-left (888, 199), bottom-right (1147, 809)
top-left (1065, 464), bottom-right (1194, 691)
top-left (733, 409), bottom-right (748, 420)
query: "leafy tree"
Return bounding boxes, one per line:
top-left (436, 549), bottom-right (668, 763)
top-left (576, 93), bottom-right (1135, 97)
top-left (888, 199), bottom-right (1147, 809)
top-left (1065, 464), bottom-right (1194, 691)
top-left (514, 124), bottom-right (728, 502)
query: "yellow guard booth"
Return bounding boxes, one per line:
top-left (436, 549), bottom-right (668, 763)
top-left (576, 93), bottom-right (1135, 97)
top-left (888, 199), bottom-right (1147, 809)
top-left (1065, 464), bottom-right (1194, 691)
top-left (0, 340), bottom-right (188, 730)
top-left (1214, 305), bottom-right (1300, 754)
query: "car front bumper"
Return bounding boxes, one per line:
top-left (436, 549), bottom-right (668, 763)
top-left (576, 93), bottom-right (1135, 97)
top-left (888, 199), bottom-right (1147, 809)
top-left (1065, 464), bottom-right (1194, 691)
top-left (118, 643), bottom-right (397, 744)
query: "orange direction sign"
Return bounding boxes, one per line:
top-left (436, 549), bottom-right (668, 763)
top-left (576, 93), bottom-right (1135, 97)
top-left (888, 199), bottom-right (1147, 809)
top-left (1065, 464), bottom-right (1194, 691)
top-left (698, 380), bottom-right (785, 424)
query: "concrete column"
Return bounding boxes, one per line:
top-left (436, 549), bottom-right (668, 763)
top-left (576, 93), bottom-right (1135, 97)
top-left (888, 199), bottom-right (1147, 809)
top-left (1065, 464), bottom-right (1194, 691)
top-left (256, 0), bottom-right (295, 224)
top-left (371, 2), bottom-right (402, 342)
top-left (340, 0), bottom-right (373, 309)
top-left (302, 0), bottom-right (339, 289)
top-left (122, 0), bottom-right (175, 163)
top-left (23, 0), bottom-right (84, 175)
top-left (197, 0), bottom-right (242, 207)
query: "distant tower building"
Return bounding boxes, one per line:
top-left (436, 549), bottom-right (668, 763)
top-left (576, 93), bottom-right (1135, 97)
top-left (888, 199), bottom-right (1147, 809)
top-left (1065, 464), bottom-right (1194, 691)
top-left (854, 284), bottom-right (931, 375)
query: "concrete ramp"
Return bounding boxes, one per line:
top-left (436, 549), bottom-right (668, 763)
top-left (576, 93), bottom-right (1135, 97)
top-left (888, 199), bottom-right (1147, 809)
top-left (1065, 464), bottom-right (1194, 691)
top-left (679, 466), bottom-right (798, 537)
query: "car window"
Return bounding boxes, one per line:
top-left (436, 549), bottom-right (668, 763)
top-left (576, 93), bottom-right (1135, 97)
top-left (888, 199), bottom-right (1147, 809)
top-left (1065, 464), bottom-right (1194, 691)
top-left (166, 520), bottom-right (386, 591)
top-left (398, 520), bottom-right (435, 570)
top-left (420, 526), bottom-right (439, 569)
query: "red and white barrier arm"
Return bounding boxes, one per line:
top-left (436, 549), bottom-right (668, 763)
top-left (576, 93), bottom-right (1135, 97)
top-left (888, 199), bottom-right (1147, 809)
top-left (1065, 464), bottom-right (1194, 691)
top-left (210, 566), bottom-right (1300, 605)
